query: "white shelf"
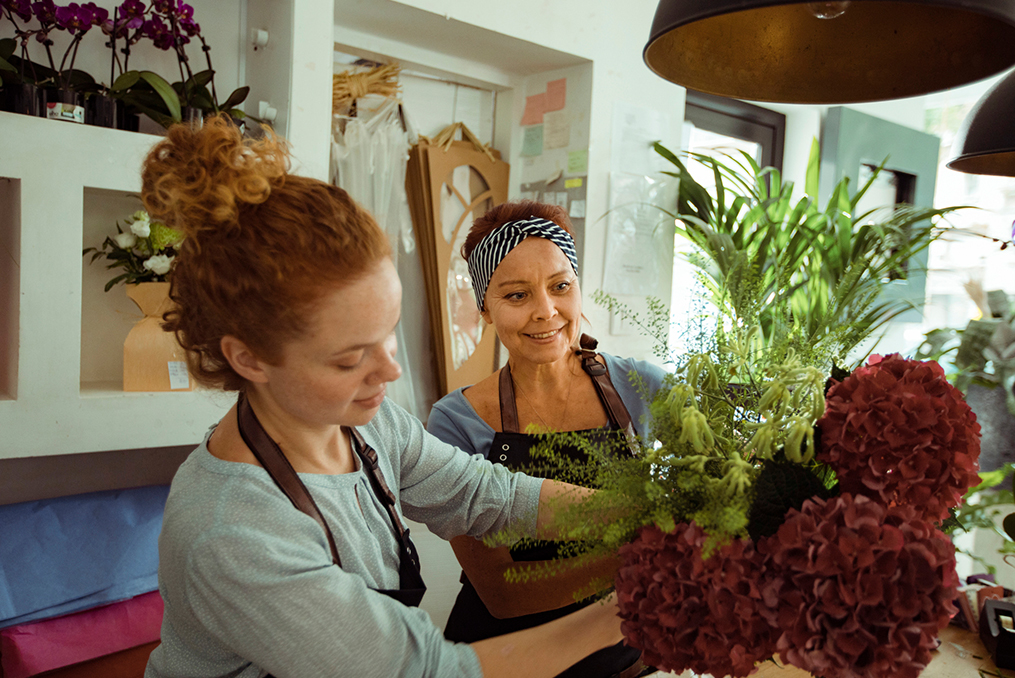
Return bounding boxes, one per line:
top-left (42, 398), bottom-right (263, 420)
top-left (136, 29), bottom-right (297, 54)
top-left (0, 111), bottom-right (231, 459)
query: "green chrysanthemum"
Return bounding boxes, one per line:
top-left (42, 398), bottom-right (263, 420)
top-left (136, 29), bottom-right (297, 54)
top-left (148, 222), bottom-right (184, 252)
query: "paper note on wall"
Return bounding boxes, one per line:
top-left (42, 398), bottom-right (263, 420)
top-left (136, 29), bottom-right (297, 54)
top-left (602, 173), bottom-right (678, 296)
top-left (546, 78), bottom-right (567, 111)
top-left (522, 93), bottom-right (546, 125)
top-left (567, 150), bottom-right (588, 174)
top-left (521, 125), bottom-right (544, 156)
top-left (544, 110), bottom-right (570, 149)
top-left (612, 102), bottom-right (671, 176)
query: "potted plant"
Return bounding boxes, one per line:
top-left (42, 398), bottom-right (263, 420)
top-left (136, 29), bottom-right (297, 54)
top-left (0, 0), bottom-right (42, 115)
top-left (653, 139), bottom-right (960, 367)
top-left (110, 0), bottom-right (248, 129)
top-left (83, 209), bottom-right (190, 392)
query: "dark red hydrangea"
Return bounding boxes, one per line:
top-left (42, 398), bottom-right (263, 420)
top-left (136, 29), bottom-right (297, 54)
top-left (757, 494), bottom-right (959, 678)
top-left (817, 354), bottom-right (980, 521)
top-left (615, 522), bottom-right (777, 677)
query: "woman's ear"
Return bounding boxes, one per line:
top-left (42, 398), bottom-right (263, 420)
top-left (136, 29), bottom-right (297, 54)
top-left (220, 335), bottom-right (270, 384)
top-left (481, 307), bottom-right (492, 325)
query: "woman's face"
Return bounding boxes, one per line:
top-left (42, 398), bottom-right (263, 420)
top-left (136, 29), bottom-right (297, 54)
top-left (257, 257), bottom-right (403, 429)
top-left (482, 236), bottom-right (582, 368)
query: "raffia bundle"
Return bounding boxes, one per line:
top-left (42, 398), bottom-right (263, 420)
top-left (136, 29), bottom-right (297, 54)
top-left (332, 62), bottom-right (402, 115)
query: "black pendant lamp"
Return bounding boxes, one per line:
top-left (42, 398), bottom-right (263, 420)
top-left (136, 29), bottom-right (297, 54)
top-left (644, 0), bottom-right (1015, 104)
top-left (947, 68), bottom-right (1015, 177)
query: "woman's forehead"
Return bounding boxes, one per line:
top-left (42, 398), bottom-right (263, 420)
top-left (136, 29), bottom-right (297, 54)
top-left (493, 237), bottom-right (572, 276)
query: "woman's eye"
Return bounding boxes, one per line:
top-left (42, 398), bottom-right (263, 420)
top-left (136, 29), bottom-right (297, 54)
top-left (335, 353), bottom-right (364, 370)
top-left (506, 292), bottom-right (525, 301)
top-left (555, 281), bottom-right (571, 292)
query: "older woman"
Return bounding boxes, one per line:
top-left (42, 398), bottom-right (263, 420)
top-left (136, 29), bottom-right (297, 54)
top-left (427, 201), bottom-right (667, 678)
top-left (140, 118), bottom-right (626, 678)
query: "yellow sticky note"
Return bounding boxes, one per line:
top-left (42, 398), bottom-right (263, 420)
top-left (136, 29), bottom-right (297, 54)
top-left (564, 178), bottom-right (582, 189)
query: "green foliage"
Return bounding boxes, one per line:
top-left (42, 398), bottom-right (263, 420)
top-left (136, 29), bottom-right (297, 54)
top-left (654, 142), bottom-right (961, 371)
top-left (917, 291), bottom-right (1015, 416)
top-left (943, 464), bottom-right (1015, 575)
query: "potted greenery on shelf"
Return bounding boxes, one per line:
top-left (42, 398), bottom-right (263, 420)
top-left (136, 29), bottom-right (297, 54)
top-left (83, 209), bottom-right (191, 392)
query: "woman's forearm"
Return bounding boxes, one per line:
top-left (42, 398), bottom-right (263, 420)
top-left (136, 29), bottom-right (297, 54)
top-left (470, 592), bottom-right (623, 677)
top-left (534, 479), bottom-right (593, 539)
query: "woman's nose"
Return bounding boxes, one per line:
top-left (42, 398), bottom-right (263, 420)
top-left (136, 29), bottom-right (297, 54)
top-left (532, 290), bottom-right (557, 320)
top-left (368, 337), bottom-right (402, 384)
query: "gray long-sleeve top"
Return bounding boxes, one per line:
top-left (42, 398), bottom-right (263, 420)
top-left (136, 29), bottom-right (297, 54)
top-left (145, 398), bottom-right (544, 678)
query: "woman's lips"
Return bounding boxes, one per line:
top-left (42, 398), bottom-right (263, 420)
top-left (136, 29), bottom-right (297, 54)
top-left (526, 327), bottom-right (564, 340)
top-left (356, 388), bottom-right (386, 407)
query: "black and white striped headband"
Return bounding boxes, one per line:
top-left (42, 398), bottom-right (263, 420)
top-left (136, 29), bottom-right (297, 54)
top-left (466, 216), bottom-right (579, 311)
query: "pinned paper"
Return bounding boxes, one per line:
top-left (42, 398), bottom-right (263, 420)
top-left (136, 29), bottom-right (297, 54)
top-left (546, 78), bottom-right (567, 111)
top-left (168, 361), bottom-right (190, 390)
top-left (564, 178), bottom-right (583, 189)
top-left (521, 93), bottom-right (546, 125)
top-left (569, 199), bottom-right (586, 218)
top-left (567, 150), bottom-right (588, 174)
top-left (544, 110), bottom-right (570, 149)
top-left (521, 125), bottom-right (544, 157)
top-left (555, 192), bottom-right (569, 208)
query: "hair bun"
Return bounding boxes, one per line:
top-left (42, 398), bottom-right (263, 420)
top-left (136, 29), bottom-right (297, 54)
top-left (141, 114), bottom-right (289, 247)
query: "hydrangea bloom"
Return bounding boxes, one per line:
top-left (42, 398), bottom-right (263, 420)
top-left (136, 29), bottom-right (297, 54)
top-left (615, 522), bottom-right (777, 677)
top-left (757, 494), bottom-right (958, 678)
top-left (817, 354), bottom-right (981, 521)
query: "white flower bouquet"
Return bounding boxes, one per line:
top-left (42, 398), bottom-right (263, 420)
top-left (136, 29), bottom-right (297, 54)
top-left (83, 210), bottom-right (184, 290)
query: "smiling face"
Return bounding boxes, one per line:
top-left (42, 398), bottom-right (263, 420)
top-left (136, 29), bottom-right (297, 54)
top-left (255, 257), bottom-right (403, 430)
top-left (481, 236), bottom-right (582, 368)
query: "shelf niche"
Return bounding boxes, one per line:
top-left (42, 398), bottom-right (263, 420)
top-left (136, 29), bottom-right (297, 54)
top-left (0, 177), bottom-right (20, 401)
top-left (80, 187), bottom-right (153, 394)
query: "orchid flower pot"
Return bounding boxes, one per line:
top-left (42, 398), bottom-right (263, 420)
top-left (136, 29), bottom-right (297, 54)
top-left (116, 106), bottom-right (140, 132)
top-left (42, 88), bottom-right (84, 124)
top-left (0, 83), bottom-right (41, 117)
top-left (86, 94), bottom-right (119, 128)
top-left (123, 282), bottom-right (193, 392)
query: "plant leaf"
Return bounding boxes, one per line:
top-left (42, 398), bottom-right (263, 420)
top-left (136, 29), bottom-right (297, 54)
top-left (139, 71), bottom-right (181, 122)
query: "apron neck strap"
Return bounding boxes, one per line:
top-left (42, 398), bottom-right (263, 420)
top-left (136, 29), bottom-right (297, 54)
top-left (497, 334), bottom-right (636, 443)
top-left (236, 392), bottom-right (343, 566)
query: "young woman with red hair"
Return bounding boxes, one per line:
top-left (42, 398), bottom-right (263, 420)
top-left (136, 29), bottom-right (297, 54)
top-left (140, 116), bottom-right (623, 678)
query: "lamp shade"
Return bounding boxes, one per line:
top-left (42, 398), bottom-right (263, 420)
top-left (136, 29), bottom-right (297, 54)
top-left (947, 68), bottom-right (1015, 177)
top-left (644, 0), bottom-right (1015, 104)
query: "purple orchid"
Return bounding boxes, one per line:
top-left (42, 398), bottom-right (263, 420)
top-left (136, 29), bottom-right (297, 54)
top-left (142, 16), bottom-right (172, 50)
top-left (83, 2), bottom-right (107, 26)
top-left (178, 16), bottom-right (198, 37)
top-left (30, 0), bottom-right (56, 23)
top-left (117, 0), bottom-right (145, 29)
top-left (1, 0), bottom-right (33, 23)
top-left (56, 3), bottom-right (92, 35)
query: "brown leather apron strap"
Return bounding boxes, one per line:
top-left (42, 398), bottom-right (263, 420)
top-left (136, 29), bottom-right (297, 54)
top-left (577, 334), bottom-right (637, 449)
top-left (497, 334), bottom-right (638, 449)
top-left (236, 392), bottom-right (342, 566)
top-left (499, 362), bottom-right (521, 433)
top-left (348, 428), bottom-right (422, 573)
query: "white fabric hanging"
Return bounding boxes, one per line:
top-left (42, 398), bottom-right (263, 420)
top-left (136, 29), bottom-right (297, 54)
top-left (332, 96), bottom-right (438, 422)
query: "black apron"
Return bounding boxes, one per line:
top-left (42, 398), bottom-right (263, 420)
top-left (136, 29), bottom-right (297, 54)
top-left (236, 392), bottom-right (426, 607)
top-left (443, 335), bottom-right (648, 678)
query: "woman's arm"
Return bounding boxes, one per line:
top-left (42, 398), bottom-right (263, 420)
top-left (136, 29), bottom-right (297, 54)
top-left (471, 592), bottom-right (624, 677)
